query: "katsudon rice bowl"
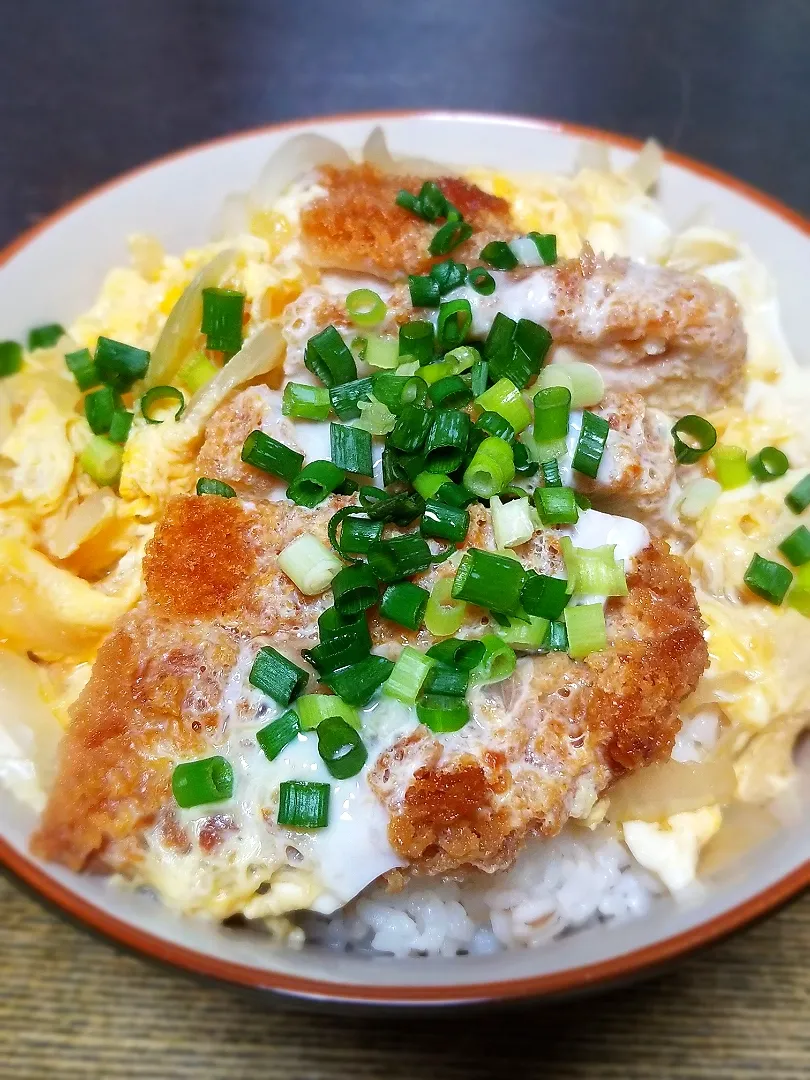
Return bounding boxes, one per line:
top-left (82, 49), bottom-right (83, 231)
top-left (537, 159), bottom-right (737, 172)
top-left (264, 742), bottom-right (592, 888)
top-left (1, 114), bottom-right (809, 1000)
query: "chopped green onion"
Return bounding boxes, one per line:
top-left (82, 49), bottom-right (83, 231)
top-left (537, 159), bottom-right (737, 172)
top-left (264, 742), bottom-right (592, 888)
top-left (429, 220), bottom-right (473, 256)
top-left (329, 423), bottom-right (373, 476)
top-left (278, 533), bottom-right (342, 594)
top-left (379, 582), bottom-right (429, 630)
top-left (395, 180), bottom-right (448, 221)
top-left (94, 336), bottom-right (150, 391)
top-left (108, 408), bottom-right (134, 445)
top-left (463, 436), bottom-right (515, 498)
top-left (543, 619), bottom-right (569, 651)
top-left (521, 572), bottom-right (569, 620)
top-left (476, 378), bottom-right (531, 433)
top-left (408, 275), bottom-right (441, 308)
top-left (356, 398), bottom-right (397, 435)
top-left (490, 494), bottom-right (534, 549)
top-left (533, 385), bottom-right (571, 442)
top-left (484, 312), bottom-right (515, 361)
top-left (177, 351), bottom-right (218, 393)
top-left (435, 481), bottom-right (476, 508)
top-left (437, 299), bottom-right (473, 350)
top-left (452, 548), bottom-right (525, 613)
top-left (346, 288), bottom-right (387, 327)
top-left (541, 458), bottom-right (562, 487)
top-left (399, 320), bottom-right (435, 365)
top-left (527, 232), bottom-right (557, 265)
top-left (471, 358), bottom-right (489, 397)
top-left (419, 360), bottom-right (458, 387)
top-left (373, 373), bottom-right (428, 413)
top-left (413, 471), bottom-right (450, 499)
top-left (470, 634), bottom-right (516, 684)
top-left (65, 347), bottom-right (100, 391)
top-left (421, 498), bottom-right (470, 543)
top-left (423, 662), bottom-right (468, 696)
top-left (84, 386), bottom-right (121, 435)
top-left (748, 446), bottom-right (789, 483)
top-left (430, 258), bottom-right (468, 294)
top-left (671, 415), bottom-right (717, 464)
top-left (331, 563), bottom-right (379, 617)
top-left (201, 287), bottom-right (244, 354)
top-left (442, 345), bottom-right (480, 375)
top-left (277, 780), bottom-right (330, 828)
top-left (426, 638), bottom-right (485, 671)
top-left (196, 477), bottom-right (236, 498)
top-left (743, 553), bottom-right (792, 605)
top-left (564, 603), bottom-right (608, 658)
top-left (536, 362), bottom-right (603, 408)
top-left (711, 444), bottom-right (750, 490)
top-left (364, 333), bottom-right (400, 370)
top-left (249, 646), bottom-right (308, 705)
top-left (425, 577), bottom-right (467, 636)
top-left (428, 375), bottom-right (472, 409)
top-left (256, 710), bottom-right (300, 761)
top-left (317, 605), bottom-right (368, 643)
top-left (572, 411), bottom-right (609, 478)
top-left (241, 430), bottom-right (304, 481)
top-left (678, 477), bottom-right (722, 521)
top-left (368, 534), bottom-right (433, 582)
top-left (778, 525), bottom-right (810, 567)
top-left (424, 409), bottom-right (471, 474)
top-left (286, 460), bottom-right (345, 508)
top-left (787, 564), bottom-right (810, 617)
top-left (476, 410), bottom-right (515, 443)
top-left (416, 693), bottom-right (470, 732)
top-left (389, 404), bottom-right (432, 453)
top-left (79, 435), bottom-right (122, 486)
top-left (480, 240), bottom-right (518, 270)
top-left (316, 716), bottom-right (369, 778)
top-left (496, 614), bottom-right (550, 651)
top-left (0, 340), bottom-right (23, 378)
top-left (303, 625), bottom-right (372, 675)
top-left (469, 267), bottom-right (496, 295)
top-left (305, 325), bottom-right (358, 387)
top-left (140, 385), bottom-right (185, 424)
top-left (362, 488), bottom-right (425, 524)
top-left (561, 537), bottom-right (628, 597)
top-left (513, 442), bottom-right (538, 477)
top-left (535, 486), bottom-right (579, 526)
top-left (172, 756), bottom-right (234, 808)
top-left (385, 646), bottom-right (434, 704)
top-left (296, 693), bottom-right (360, 731)
top-left (27, 324), bottom-right (65, 350)
top-left (323, 656), bottom-right (394, 708)
top-left (283, 382), bottom-right (331, 421)
top-left (336, 515), bottom-right (383, 557)
top-left (786, 474), bottom-right (810, 514)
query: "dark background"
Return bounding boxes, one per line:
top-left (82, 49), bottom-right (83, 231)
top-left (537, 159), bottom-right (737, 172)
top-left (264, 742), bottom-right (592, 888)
top-left (1, 0), bottom-right (809, 252)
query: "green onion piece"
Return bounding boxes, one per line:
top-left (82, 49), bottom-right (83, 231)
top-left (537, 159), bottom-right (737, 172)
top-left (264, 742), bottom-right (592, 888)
top-left (346, 288), bottom-right (387, 327)
top-left (108, 408), bottom-right (134, 445)
top-left (425, 577), bottom-right (467, 636)
top-left (278, 533), bottom-right (343, 594)
top-left (574, 492), bottom-right (592, 511)
top-left (496, 614), bottom-right (550, 651)
top-left (743, 552), bottom-right (793, 604)
top-left (437, 299), bottom-right (473, 350)
top-left (27, 323), bottom-right (64, 351)
top-left (480, 240), bottom-right (518, 270)
top-left (303, 624), bottom-right (372, 675)
top-left (423, 662), bottom-right (468, 696)
top-left (535, 361), bottom-right (603, 408)
top-left (513, 442), bottom-right (538, 478)
top-left (65, 347), bottom-right (100, 391)
top-left (395, 189), bottom-right (423, 216)
top-left (514, 319), bottom-right (553, 376)
top-left (533, 386), bottom-right (571, 442)
top-left (469, 267), bottom-right (496, 295)
top-left (470, 634), bottom-right (517, 684)
top-left (373, 372), bottom-right (428, 414)
top-left (249, 646), bottom-right (308, 705)
top-left (487, 319), bottom-right (552, 389)
top-left (384, 646), bottom-right (435, 704)
top-left (356, 398), bottom-right (397, 435)
top-left (368, 534), bottom-right (433, 582)
top-left (430, 258), bottom-right (467, 295)
top-left (413, 471), bottom-right (450, 499)
top-left (421, 499), bottom-right (470, 543)
top-left (521, 572), bottom-right (569, 620)
top-left (305, 325), bottom-right (358, 387)
top-left (408, 275), bottom-right (441, 308)
top-left (172, 756), bottom-right (234, 808)
top-left (778, 525), bottom-right (810, 567)
top-left (541, 458), bottom-right (562, 487)
top-left (671, 415), bottom-right (718, 464)
top-left (323, 656), bottom-right (394, 708)
top-left (277, 780), bottom-right (330, 828)
top-left (241, 429), bottom-right (304, 481)
top-left (140, 385), bottom-right (185, 424)
top-left (564, 603), bottom-right (608, 658)
top-left (389, 403), bottom-right (432, 453)
top-left (318, 605), bottom-right (367, 642)
top-left (476, 378), bottom-right (532, 433)
top-left (364, 333), bottom-right (400, 370)
top-left (452, 548), bottom-right (525, 613)
top-left (441, 345), bottom-right (480, 375)
top-left (379, 581), bottom-right (429, 630)
top-left (471, 358), bottom-right (489, 397)
top-left (463, 436), bottom-right (515, 498)
top-left (283, 382), bottom-right (331, 421)
top-left (419, 360), bottom-right (457, 386)
top-left (256, 710), bottom-right (300, 761)
top-left (79, 435), bottom-right (122, 486)
top-left (483, 312), bottom-right (516, 360)
top-left (544, 619), bottom-right (569, 651)
top-left (748, 446), bottom-right (789, 483)
top-left (316, 716), bottom-right (369, 778)
top-left (416, 693), bottom-right (470, 732)
top-left (286, 460), bottom-right (345, 508)
top-left (430, 220), bottom-right (473, 256)
top-left (337, 515), bottom-right (383, 556)
top-left (177, 351), bottom-right (218, 393)
top-left (201, 287), bottom-right (244, 354)
top-left (527, 231), bottom-right (558, 265)
top-left (424, 409), bottom-right (471, 474)
top-left (476, 410), bottom-right (515, 443)
top-left (362, 488), bottom-right (426, 525)
top-left (710, 444), bottom-right (750, 490)
top-left (572, 411), bottom-right (609, 478)
top-left (396, 180), bottom-right (448, 221)
top-left (331, 563), bottom-right (379, 617)
top-left (197, 477), bottom-right (237, 497)
top-left (490, 494), bottom-right (535, 549)
top-left (435, 481), bottom-right (476, 508)
top-left (786, 474), bottom-right (810, 514)
top-left (330, 423), bottom-right (373, 476)
top-left (84, 385), bottom-right (121, 435)
top-left (296, 694), bottom-right (360, 731)
top-left (561, 538), bottom-right (628, 597)
top-left (426, 638), bottom-right (485, 671)
top-left (0, 340), bottom-right (23, 378)
top-left (428, 375), bottom-right (473, 409)
top-left (94, 336), bottom-right (150, 391)
top-left (535, 486), bottom-right (579, 526)
top-left (399, 320), bottom-right (435, 365)
top-left (787, 564), bottom-right (810, 617)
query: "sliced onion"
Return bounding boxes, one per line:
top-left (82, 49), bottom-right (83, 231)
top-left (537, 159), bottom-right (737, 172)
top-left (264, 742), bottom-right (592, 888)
top-left (146, 248), bottom-right (236, 389)
top-left (183, 324), bottom-right (284, 430)
top-left (361, 124), bottom-right (444, 177)
top-left (44, 490), bottom-right (119, 560)
top-left (250, 133), bottom-right (352, 208)
top-left (574, 139), bottom-right (611, 173)
top-left (538, 360), bottom-right (604, 408)
top-left (624, 139), bottom-right (664, 192)
top-left (606, 758), bottom-right (736, 823)
top-left (0, 648), bottom-right (64, 810)
top-left (678, 478), bottom-right (722, 521)
top-left (213, 193), bottom-right (251, 241)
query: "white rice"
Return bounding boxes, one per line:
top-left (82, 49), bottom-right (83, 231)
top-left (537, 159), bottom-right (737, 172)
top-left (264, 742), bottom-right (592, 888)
top-left (302, 825), bottom-right (661, 957)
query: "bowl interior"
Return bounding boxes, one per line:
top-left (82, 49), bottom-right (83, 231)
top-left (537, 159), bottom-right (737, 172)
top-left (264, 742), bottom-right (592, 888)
top-left (1, 112), bottom-right (808, 1004)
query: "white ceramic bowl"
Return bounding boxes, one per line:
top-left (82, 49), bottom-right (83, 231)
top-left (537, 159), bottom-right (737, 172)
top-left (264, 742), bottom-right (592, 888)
top-left (1, 111), bottom-right (808, 1008)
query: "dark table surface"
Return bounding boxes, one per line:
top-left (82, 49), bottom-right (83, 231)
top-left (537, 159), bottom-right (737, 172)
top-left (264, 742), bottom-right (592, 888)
top-left (2, 3), bottom-right (810, 1077)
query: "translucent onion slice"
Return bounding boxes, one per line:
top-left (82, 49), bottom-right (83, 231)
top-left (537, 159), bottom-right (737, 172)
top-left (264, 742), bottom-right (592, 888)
top-left (537, 360), bottom-right (604, 408)
top-left (43, 489), bottom-right (119, 560)
top-left (606, 758), bottom-right (736, 823)
top-left (250, 133), bottom-right (352, 208)
top-left (213, 193), bottom-right (251, 241)
top-left (623, 139), bottom-right (664, 192)
top-left (0, 648), bottom-right (64, 810)
top-left (574, 139), bottom-right (611, 173)
top-left (361, 125), bottom-right (445, 177)
top-left (145, 248), bottom-right (235, 389)
top-left (678, 477), bottom-right (722, 521)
